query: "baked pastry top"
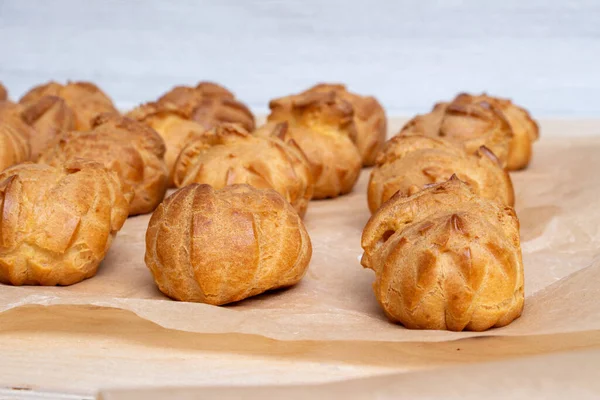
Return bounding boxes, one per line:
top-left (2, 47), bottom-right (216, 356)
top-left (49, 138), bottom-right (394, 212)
top-left (38, 114), bottom-right (168, 216)
top-left (0, 105), bottom-right (31, 172)
top-left (254, 121), bottom-right (359, 200)
top-left (368, 135), bottom-right (514, 213)
top-left (361, 176), bottom-right (524, 331)
top-left (266, 90), bottom-right (361, 199)
top-left (399, 93), bottom-right (538, 170)
top-left (0, 160), bottom-right (131, 286)
top-left (466, 94), bottom-right (539, 170)
top-left (400, 96), bottom-right (512, 167)
top-left (158, 81), bottom-right (235, 105)
top-left (174, 123), bottom-right (313, 217)
top-left (21, 96), bottom-right (75, 160)
top-left (303, 83), bottom-right (387, 166)
top-left (145, 184), bottom-right (312, 305)
top-left (19, 81), bottom-right (119, 132)
top-left (157, 81), bottom-right (255, 132)
top-left (269, 89), bottom-right (357, 141)
top-left (190, 95), bottom-right (255, 132)
top-left (126, 101), bottom-right (207, 187)
top-left (0, 82), bottom-right (7, 102)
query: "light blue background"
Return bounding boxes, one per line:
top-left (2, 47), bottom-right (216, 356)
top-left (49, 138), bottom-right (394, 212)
top-left (1, 0), bottom-right (598, 116)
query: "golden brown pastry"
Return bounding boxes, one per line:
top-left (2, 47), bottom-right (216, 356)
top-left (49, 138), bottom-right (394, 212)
top-left (19, 81), bottom-right (118, 131)
top-left (368, 135), bottom-right (514, 213)
top-left (145, 184), bottom-right (312, 304)
top-left (157, 82), bottom-right (255, 131)
top-left (174, 123), bottom-right (313, 217)
top-left (266, 90), bottom-right (362, 199)
top-left (304, 83), bottom-right (386, 166)
top-left (190, 96), bottom-right (255, 132)
top-left (0, 101), bottom-right (22, 115)
top-left (0, 101), bottom-right (36, 167)
top-left (158, 81), bottom-right (235, 105)
top-left (399, 93), bottom-right (538, 170)
top-left (0, 109), bottom-right (31, 172)
top-left (361, 176), bottom-right (524, 331)
top-left (126, 101), bottom-right (208, 186)
top-left (0, 160), bottom-right (131, 286)
top-left (0, 83), bottom-right (7, 102)
top-left (400, 97), bottom-right (513, 168)
top-left (21, 96), bottom-right (75, 160)
top-left (38, 114), bottom-right (168, 216)
top-left (0, 101), bottom-right (32, 131)
top-left (468, 94), bottom-right (539, 170)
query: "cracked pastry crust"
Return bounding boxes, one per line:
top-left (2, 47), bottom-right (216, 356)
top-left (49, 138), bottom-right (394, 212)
top-left (255, 121), bottom-right (359, 200)
top-left (266, 90), bottom-right (361, 199)
top-left (0, 82), bottom-right (7, 101)
top-left (21, 96), bottom-right (75, 160)
top-left (367, 135), bottom-right (514, 213)
top-left (19, 81), bottom-right (119, 132)
top-left (38, 114), bottom-right (168, 216)
top-left (126, 101), bottom-right (207, 187)
top-left (304, 83), bottom-right (387, 167)
top-left (174, 123), bottom-right (313, 217)
top-left (0, 103), bottom-right (33, 171)
top-left (361, 176), bottom-right (524, 331)
top-left (468, 94), bottom-right (539, 171)
top-left (159, 81), bottom-right (235, 105)
top-left (145, 184), bottom-right (312, 305)
top-left (190, 95), bottom-right (255, 132)
top-left (0, 160), bottom-right (131, 286)
top-left (399, 93), bottom-right (538, 170)
top-left (157, 81), bottom-right (255, 132)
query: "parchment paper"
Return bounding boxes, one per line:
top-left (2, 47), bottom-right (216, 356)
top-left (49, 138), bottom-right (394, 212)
top-left (98, 349), bottom-right (600, 400)
top-left (1, 121), bottom-right (600, 343)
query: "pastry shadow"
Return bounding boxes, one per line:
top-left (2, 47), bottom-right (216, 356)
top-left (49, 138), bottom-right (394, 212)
top-left (517, 205), bottom-right (561, 242)
top-left (224, 285), bottom-right (299, 309)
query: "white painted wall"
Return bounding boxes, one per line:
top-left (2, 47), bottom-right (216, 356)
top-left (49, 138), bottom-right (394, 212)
top-left (0, 0), bottom-right (598, 117)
